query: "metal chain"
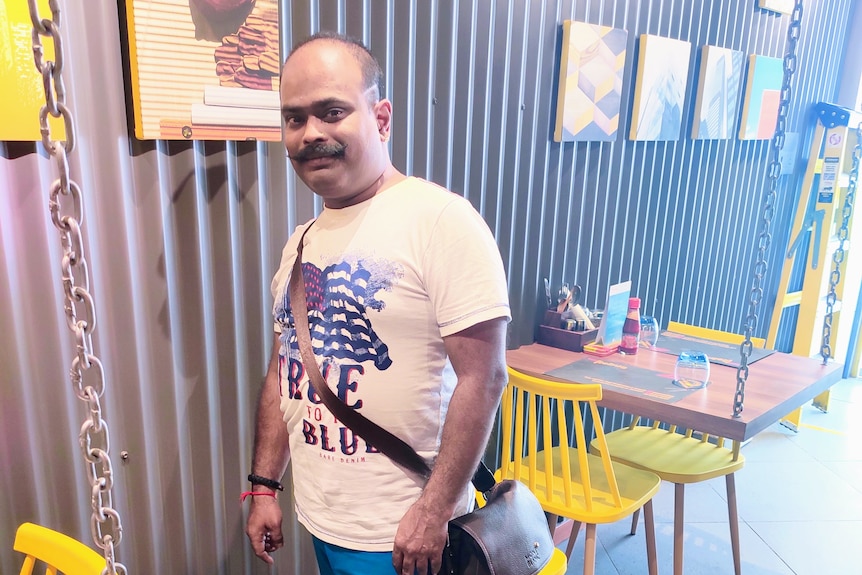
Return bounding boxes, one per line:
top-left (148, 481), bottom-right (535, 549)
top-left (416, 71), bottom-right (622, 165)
top-left (820, 119), bottom-right (862, 363)
top-left (28, 2), bottom-right (127, 574)
top-left (734, 0), bottom-right (804, 418)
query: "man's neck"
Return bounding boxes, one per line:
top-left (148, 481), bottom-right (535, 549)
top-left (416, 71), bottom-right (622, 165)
top-left (324, 165), bottom-right (406, 209)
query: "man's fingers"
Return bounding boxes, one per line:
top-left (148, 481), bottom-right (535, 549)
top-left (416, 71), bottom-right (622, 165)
top-left (268, 525), bottom-right (285, 547)
top-left (248, 526), bottom-right (278, 564)
top-left (392, 548), bottom-right (404, 573)
top-left (400, 558), bottom-right (434, 575)
top-left (250, 535), bottom-right (274, 564)
top-left (264, 531), bottom-right (284, 551)
top-left (429, 553), bottom-right (442, 575)
top-left (394, 540), bottom-right (442, 574)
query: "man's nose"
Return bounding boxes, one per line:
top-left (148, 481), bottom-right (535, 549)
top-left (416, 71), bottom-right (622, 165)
top-left (302, 116), bottom-right (327, 143)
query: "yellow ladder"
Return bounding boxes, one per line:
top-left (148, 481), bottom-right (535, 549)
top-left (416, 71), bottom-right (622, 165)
top-left (767, 103), bottom-right (861, 430)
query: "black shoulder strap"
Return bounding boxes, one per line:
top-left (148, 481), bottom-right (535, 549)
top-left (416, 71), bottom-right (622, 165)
top-left (287, 222), bottom-right (496, 490)
top-left (288, 223), bottom-right (431, 479)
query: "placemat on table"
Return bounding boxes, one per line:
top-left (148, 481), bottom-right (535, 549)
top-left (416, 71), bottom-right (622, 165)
top-left (547, 357), bottom-right (697, 404)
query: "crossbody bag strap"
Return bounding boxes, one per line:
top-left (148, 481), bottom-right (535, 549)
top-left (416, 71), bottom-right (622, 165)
top-left (287, 221), bottom-right (497, 493)
top-left (288, 222), bottom-right (432, 479)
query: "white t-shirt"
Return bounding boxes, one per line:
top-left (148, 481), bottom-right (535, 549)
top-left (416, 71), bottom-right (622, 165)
top-left (270, 176), bottom-right (510, 551)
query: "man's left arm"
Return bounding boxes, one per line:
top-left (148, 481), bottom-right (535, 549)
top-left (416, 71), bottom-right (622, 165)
top-left (392, 316), bottom-right (509, 575)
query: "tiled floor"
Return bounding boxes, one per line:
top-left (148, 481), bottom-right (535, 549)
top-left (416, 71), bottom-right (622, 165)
top-left (560, 377), bottom-right (862, 575)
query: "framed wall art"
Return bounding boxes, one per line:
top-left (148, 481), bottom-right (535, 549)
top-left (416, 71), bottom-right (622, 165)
top-left (691, 45), bottom-right (744, 139)
top-left (553, 20), bottom-right (628, 142)
top-left (124, 0), bottom-right (281, 141)
top-left (629, 34), bottom-right (692, 141)
top-left (738, 55), bottom-right (784, 140)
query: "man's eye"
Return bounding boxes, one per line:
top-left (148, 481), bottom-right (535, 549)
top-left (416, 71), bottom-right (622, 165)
top-left (284, 115), bottom-right (304, 126)
top-left (323, 109), bottom-right (345, 122)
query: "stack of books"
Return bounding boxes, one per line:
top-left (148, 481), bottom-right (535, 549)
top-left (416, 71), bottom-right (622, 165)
top-left (160, 85), bottom-right (280, 141)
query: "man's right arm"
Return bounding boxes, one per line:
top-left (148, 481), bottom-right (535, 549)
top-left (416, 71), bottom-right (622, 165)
top-left (246, 336), bottom-right (291, 564)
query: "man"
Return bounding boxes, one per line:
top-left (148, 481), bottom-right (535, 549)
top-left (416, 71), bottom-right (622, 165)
top-left (245, 31), bottom-right (510, 575)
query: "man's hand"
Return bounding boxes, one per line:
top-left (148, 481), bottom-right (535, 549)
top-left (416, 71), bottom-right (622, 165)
top-left (247, 337), bottom-right (291, 564)
top-left (392, 496), bottom-right (449, 575)
top-left (391, 317), bottom-right (507, 574)
top-left (246, 496), bottom-right (285, 565)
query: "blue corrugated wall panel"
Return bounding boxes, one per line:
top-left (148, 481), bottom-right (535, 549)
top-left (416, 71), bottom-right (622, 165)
top-left (1, 1), bottom-right (855, 574)
top-left (285, 0), bottom-right (853, 350)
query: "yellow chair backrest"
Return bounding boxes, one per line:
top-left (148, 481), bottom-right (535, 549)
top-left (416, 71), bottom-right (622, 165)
top-left (14, 522), bottom-right (107, 575)
top-left (501, 367), bottom-right (623, 513)
top-left (666, 321), bottom-right (766, 348)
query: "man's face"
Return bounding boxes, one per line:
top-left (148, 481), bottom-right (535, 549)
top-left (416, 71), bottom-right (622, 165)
top-left (279, 41), bottom-right (391, 207)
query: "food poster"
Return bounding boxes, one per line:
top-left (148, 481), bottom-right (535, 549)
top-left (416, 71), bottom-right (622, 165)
top-left (125, 0), bottom-right (281, 141)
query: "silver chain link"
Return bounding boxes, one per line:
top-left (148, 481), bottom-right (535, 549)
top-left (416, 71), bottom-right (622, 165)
top-left (28, 2), bottom-right (127, 573)
top-left (734, 0), bottom-right (803, 418)
top-left (820, 119), bottom-right (862, 363)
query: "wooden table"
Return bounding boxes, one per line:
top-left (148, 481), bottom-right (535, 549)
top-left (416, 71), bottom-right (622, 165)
top-left (507, 343), bottom-right (844, 441)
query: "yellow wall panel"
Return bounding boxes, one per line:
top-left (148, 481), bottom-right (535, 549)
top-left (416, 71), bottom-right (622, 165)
top-left (0, 0), bottom-right (65, 141)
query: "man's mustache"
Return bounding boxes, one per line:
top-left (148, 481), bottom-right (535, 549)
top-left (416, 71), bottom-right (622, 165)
top-left (290, 143), bottom-right (347, 162)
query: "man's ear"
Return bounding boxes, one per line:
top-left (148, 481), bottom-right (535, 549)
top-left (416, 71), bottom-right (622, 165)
top-left (374, 99), bottom-right (393, 142)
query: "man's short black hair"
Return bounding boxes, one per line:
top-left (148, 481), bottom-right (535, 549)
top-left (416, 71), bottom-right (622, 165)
top-left (288, 31), bottom-right (384, 101)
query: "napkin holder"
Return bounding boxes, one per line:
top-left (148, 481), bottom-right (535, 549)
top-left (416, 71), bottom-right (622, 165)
top-left (537, 310), bottom-right (597, 352)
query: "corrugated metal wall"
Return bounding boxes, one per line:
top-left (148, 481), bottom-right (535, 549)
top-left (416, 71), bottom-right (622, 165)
top-left (0, 0), bottom-right (854, 573)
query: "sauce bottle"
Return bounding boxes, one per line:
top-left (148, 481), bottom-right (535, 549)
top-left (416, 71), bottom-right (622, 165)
top-left (620, 297), bottom-right (641, 355)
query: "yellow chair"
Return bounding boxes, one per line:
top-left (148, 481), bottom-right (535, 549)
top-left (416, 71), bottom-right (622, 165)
top-left (500, 367), bottom-right (661, 575)
top-left (14, 522), bottom-right (106, 575)
top-left (590, 321), bottom-right (765, 575)
top-left (537, 548), bottom-right (569, 575)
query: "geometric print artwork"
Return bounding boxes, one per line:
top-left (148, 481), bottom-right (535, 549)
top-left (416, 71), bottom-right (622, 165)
top-left (554, 20), bottom-right (629, 142)
top-left (692, 46), bottom-right (744, 139)
top-left (629, 34), bottom-right (692, 141)
top-left (738, 55), bottom-right (784, 140)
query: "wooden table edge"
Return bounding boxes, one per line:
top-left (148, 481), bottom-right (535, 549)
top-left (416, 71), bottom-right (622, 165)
top-left (506, 343), bottom-right (846, 442)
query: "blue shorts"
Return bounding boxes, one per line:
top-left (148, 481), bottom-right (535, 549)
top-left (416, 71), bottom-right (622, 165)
top-left (312, 536), bottom-right (396, 575)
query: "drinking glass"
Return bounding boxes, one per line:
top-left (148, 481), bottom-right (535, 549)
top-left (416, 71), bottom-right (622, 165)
top-left (673, 350), bottom-right (711, 389)
top-left (639, 315), bottom-right (660, 348)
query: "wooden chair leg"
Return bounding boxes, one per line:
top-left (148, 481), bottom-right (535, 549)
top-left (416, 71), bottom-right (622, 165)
top-left (565, 520), bottom-right (583, 559)
top-left (547, 513), bottom-right (558, 538)
top-left (583, 523), bottom-right (597, 575)
top-left (674, 483), bottom-right (685, 575)
top-left (630, 507), bottom-right (641, 535)
top-left (726, 473), bottom-right (742, 575)
top-left (643, 500), bottom-right (658, 575)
